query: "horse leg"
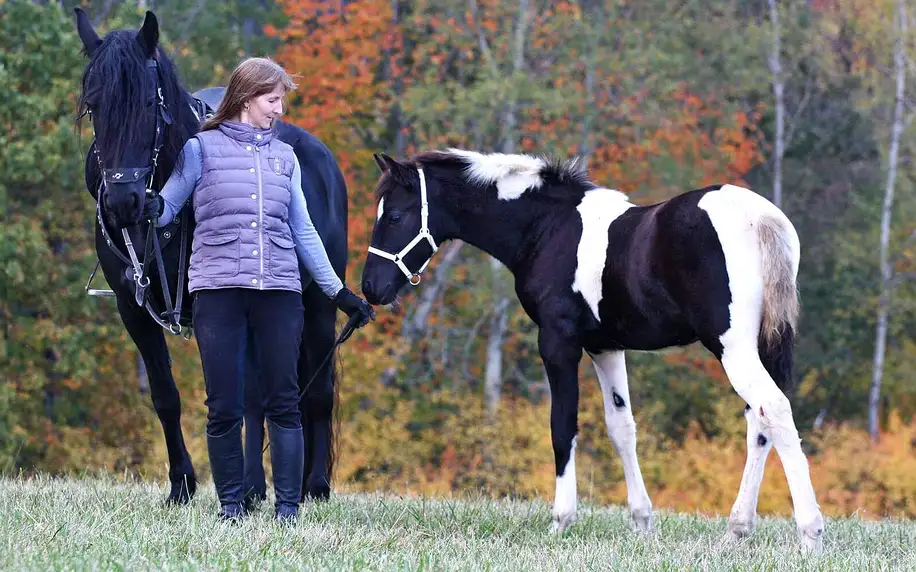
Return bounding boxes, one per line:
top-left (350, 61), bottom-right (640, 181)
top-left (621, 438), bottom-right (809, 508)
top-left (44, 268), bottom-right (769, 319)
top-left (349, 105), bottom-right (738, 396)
top-left (589, 351), bottom-right (653, 532)
top-left (726, 404), bottom-right (773, 539)
top-left (116, 295), bottom-right (197, 504)
top-left (242, 324), bottom-right (267, 510)
top-left (719, 336), bottom-right (824, 553)
top-left (539, 327), bottom-right (582, 534)
top-left (298, 282), bottom-right (338, 501)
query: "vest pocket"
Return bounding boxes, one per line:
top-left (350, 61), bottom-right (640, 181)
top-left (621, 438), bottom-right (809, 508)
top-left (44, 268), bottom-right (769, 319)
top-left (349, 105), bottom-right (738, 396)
top-left (267, 232), bottom-right (298, 279)
top-left (268, 155), bottom-right (294, 178)
top-left (195, 229), bottom-right (241, 277)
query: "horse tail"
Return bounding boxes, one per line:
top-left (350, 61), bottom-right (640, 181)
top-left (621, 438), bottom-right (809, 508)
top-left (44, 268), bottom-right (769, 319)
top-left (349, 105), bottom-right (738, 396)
top-left (756, 213), bottom-right (799, 392)
top-left (328, 338), bottom-right (342, 483)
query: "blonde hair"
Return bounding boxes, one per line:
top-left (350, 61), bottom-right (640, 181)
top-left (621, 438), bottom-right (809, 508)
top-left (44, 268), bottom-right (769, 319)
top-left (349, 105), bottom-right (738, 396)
top-left (201, 57), bottom-right (297, 131)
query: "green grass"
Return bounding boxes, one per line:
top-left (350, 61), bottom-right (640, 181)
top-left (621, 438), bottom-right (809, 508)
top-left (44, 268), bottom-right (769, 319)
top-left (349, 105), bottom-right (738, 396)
top-left (1, 475), bottom-right (914, 571)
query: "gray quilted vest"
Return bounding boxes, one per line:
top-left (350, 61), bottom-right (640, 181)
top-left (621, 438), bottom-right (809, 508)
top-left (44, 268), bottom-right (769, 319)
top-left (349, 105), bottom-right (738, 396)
top-left (188, 121), bottom-right (301, 293)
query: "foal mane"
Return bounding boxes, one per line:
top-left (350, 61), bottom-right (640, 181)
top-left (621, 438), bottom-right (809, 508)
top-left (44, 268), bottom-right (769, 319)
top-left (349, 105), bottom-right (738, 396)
top-left (375, 148), bottom-right (612, 204)
top-left (76, 30), bottom-right (199, 181)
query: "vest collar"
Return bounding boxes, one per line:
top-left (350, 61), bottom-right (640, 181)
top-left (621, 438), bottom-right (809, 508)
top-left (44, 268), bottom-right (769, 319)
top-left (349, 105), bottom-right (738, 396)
top-left (218, 120), bottom-right (276, 145)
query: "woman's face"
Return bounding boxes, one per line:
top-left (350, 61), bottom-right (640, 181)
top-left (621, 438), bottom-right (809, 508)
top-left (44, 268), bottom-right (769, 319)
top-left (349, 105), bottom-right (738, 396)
top-left (243, 84), bottom-right (286, 129)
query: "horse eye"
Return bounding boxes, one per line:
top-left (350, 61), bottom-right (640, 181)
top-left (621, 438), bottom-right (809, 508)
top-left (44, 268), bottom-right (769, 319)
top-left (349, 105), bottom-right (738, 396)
top-left (389, 213), bottom-right (402, 224)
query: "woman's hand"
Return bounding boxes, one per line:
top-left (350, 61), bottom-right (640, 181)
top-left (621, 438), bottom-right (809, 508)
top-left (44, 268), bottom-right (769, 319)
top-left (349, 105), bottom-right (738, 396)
top-left (333, 286), bottom-right (376, 327)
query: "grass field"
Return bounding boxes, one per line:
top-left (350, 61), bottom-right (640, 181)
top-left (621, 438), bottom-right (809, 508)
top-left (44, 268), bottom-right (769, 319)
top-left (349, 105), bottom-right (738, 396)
top-left (1, 475), bottom-right (914, 571)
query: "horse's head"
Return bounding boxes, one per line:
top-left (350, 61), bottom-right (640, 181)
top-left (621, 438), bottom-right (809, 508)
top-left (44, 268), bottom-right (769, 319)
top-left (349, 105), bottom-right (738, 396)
top-left (75, 9), bottom-right (172, 228)
top-left (361, 152), bottom-right (451, 306)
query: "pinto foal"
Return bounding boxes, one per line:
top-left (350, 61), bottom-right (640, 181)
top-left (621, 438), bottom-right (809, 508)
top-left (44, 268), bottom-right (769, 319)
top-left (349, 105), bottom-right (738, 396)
top-left (360, 149), bottom-right (824, 553)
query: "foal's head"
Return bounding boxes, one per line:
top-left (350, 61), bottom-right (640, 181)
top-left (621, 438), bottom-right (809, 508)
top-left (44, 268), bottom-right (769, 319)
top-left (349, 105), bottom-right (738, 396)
top-left (361, 152), bottom-right (451, 305)
top-left (75, 9), bottom-right (193, 228)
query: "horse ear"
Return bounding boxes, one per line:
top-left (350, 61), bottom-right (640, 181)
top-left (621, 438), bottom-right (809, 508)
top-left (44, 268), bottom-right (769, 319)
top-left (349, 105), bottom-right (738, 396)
top-left (376, 153), bottom-right (416, 189)
top-left (373, 152), bottom-right (389, 173)
top-left (74, 8), bottom-right (102, 57)
top-left (137, 11), bottom-right (159, 57)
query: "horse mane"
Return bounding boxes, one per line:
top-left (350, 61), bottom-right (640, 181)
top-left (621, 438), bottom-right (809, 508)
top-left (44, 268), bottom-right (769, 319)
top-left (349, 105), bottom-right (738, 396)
top-left (76, 30), bottom-right (199, 183)
top-left (375, 148), bottom-right (615, 204)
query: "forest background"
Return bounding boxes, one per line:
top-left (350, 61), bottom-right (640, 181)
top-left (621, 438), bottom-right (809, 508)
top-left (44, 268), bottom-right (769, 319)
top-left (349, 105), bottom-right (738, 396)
top-left (3, 0), bottom-right (916, 519)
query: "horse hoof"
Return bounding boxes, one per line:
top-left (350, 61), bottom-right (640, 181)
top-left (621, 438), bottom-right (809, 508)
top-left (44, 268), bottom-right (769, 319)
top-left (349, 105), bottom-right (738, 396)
top-left (165, 475), bottom-right (196, 505)
top-left (244, 490), bottom-right (267, 513)
top-left (304, 484), bottom-right (330, 502)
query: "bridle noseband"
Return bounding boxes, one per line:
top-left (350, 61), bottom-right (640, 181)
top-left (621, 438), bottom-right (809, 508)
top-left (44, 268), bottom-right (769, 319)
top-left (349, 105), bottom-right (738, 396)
top-left (83, 58), bottom-right (189, 336)
top-left (367, 168), bottom-right (439, 286)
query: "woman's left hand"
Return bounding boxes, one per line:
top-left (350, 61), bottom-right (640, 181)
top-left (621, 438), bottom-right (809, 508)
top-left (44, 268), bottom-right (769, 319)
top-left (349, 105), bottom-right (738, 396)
top-left (333, 286), bottom-right (376, 328)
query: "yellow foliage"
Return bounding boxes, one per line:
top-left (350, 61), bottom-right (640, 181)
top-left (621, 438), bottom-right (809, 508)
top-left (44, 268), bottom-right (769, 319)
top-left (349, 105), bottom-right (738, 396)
top-left (333, 382), bottom-right (916, 520)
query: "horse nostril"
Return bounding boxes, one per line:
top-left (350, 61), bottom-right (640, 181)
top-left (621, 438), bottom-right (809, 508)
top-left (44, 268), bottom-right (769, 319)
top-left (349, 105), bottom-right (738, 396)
top-left (129, 193), bottom-right (140, 211)
top-left (362, 279), bottom-right (372, 294)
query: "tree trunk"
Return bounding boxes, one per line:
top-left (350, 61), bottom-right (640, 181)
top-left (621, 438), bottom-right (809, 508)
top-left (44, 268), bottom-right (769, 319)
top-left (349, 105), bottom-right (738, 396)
top-left (381, 241), bottom-right (464, 385)
top-left (766, 0), bottom-right (785, 209)
top-left (869, 0), bottom-right (907, 442)
top-left (483, 0), bottom-right (531, 415)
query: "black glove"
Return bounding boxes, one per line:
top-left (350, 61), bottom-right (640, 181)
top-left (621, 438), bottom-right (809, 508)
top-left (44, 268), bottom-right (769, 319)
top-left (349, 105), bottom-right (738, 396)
top-left (333, 286), bottom-right (376, 328)
top-left (142, 192), bottom-right (164, 220)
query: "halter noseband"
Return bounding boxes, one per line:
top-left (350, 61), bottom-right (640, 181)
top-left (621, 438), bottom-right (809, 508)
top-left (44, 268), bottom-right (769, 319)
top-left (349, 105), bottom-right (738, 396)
top-left (367, 168), bottom-right (439, 286)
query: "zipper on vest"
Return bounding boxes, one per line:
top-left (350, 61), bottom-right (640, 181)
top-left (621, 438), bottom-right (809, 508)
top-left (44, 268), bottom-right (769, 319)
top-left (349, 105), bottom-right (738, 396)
top-left (255, 146), bottom-right (264, 290)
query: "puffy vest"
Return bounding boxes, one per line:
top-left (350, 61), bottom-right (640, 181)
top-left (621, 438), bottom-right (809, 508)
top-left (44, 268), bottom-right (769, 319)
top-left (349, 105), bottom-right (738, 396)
top-left (188, 121), bottom-right (301, 293)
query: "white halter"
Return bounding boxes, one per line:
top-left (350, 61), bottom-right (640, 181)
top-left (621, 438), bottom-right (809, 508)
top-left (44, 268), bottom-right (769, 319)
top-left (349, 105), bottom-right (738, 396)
top-left (367, 168), bottom-right (439, 286)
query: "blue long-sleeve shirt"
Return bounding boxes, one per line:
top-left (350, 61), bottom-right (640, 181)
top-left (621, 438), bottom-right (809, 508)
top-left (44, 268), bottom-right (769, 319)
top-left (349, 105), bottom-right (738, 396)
top-left (155, 138), bottom-right (344, 298)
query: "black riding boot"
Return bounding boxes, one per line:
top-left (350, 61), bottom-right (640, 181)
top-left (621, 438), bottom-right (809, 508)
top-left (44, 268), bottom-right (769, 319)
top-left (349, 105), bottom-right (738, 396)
top-left (267, 420), bottom-right (304, 522)
top-left (207, 420), bottom-right (246, 521)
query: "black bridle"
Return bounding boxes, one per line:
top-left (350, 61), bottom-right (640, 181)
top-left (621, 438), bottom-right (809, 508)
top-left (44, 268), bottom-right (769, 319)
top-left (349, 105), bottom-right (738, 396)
top-left (83, 58), bottom-right (190, 336)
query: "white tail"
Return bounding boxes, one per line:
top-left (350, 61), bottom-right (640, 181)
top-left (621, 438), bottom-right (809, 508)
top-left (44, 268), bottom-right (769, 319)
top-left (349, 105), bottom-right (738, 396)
top-left (757, 214), bottom-right (799, 348)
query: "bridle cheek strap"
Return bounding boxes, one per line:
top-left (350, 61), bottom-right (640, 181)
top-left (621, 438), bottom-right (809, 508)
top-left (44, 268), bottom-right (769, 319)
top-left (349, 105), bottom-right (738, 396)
top-left (367, 167), bottom-right (438, 286)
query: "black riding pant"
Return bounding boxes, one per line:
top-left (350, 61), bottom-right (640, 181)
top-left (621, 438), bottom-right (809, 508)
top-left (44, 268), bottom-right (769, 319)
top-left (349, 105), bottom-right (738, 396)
top-left (193, 288), bottom-right (304, 436)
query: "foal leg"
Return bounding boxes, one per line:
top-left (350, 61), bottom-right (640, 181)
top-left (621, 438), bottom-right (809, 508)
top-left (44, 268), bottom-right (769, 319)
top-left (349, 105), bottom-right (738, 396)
top-left (116, 296), bottom-right (197, 504)
top-left (720, 340), bottom-right (824, 553)
top-left (726, 405), bottom-right (773, 539)
top-left (590, 351), bottom-right (653, 532)
top-left (539, 327), bottom-right (582, 534)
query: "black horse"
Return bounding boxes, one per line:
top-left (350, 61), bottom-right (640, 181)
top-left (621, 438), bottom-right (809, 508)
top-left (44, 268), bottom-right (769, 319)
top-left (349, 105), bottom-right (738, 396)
top-left (74, 9), bottom-right (348, 504)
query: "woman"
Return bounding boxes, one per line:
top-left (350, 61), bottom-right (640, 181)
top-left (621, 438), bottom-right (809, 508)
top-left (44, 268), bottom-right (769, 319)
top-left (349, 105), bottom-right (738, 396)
top-left (143, 57), bottom-right (374, 522)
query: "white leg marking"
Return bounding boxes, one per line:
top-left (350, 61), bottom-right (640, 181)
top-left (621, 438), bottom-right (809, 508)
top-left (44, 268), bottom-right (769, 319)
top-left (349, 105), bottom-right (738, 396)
top-left (551, 435), bottom-right (578, 533)
top-left (727, 406), bottom-right (773, 539)
top-left (571, 189), bottom-right (632, 321)
top-left (700, 186), bottom-right (822, 553)
top-left (591, 351), bottom-right (653, 532)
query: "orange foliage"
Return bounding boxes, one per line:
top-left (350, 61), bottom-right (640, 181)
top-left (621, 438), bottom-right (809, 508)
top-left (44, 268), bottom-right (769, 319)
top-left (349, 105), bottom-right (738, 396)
top-left (269, 0), bottom-right (400, 268)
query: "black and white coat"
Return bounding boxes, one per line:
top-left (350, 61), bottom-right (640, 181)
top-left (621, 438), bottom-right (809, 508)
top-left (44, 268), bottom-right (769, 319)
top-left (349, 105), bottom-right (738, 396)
top-left (361, 149), bottom-right (824, 553)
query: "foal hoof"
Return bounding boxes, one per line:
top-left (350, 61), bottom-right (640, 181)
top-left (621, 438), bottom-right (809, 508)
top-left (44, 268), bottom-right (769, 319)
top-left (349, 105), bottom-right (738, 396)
top-left (726, 515), bottom-right (757, 539)
top-left (165, 475), bottom-right (196, 505)
top-left (631, 507), bottom-right (653, 533)
top-left (550, 512), bottom-right (577, 535)
top-left (798, 516), bottom-right (825, 555)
